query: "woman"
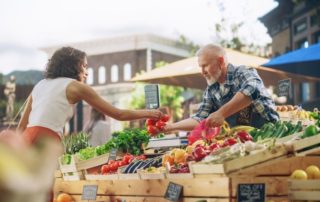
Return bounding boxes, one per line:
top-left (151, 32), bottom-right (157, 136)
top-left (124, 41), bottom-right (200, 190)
top-left (84, 108), bottom-right (111, 147)
top-left (17, 47), bottom-right (162, 145)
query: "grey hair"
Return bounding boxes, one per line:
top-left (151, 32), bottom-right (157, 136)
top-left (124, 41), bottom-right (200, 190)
top-left (196, 44), bottom-right (228, 63)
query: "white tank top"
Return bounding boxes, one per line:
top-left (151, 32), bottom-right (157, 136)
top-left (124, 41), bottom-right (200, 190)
top-left (27, 78), bottom-right (75, 136)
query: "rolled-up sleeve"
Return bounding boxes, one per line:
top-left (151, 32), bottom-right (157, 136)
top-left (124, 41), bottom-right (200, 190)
top-left (237, 68), bottom-right (262, 100)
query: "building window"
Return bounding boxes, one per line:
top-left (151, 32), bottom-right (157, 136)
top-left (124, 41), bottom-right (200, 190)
top-left (313, 31), bottom-right (320, 43)
top-left (294, 19), bottom-right (307, 35)
top-left (310, 13), bottom-right (320, 27)
top-left (302, 82), bottom-right (310, 102)
top-left (111, 65), bottom-right (119, 82)
top-left (86, 67), bottom-right (94, 85)
top-left (295, 38), bottom-right (308, 49)
top-left (123, 63), bottom-right (132, 81)
top-left (98, 66), bottom-right (106, 84)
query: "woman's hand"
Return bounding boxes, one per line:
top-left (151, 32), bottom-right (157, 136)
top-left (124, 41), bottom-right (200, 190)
top-left (146, 109), bottom-right (163, 120)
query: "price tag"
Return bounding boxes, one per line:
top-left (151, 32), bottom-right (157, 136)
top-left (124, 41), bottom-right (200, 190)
top-left (237, 183), bottom-right (266, 202)
top-left (109, 148), bottom-right (117, 161)
top-left (278, 78), bottom-right (291, 97)
top-left (82, 185), bottom-right (98, 200)
top-left (164, 182), bottom-right (183, 202)
top-left (144, 84), bottom-right (160, 109)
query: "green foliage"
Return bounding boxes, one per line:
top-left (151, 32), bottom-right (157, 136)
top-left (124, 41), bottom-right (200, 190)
top-left (0, 99), bottom-right (25, 120)
top-left (62, 132), bottom-right (90, 155)
top-left (178, 35), bottom-right (200, 56)
top-left (130, 61), bottom-right (185, 121)
top-left (104, 128), bottom-right (150, 155)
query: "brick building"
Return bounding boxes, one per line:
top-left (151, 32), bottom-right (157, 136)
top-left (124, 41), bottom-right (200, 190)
top-left (42, 34), bottom-right (190, 133)
top-left (259, 0), bottom-right (320, 108)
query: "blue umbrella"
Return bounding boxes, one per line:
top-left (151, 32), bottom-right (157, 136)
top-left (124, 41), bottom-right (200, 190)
top-left (263, 43), bottom-right (320, 77)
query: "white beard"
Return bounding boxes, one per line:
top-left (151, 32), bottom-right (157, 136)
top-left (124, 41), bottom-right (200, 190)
top-left (206, 69), bottom-right (222, 86)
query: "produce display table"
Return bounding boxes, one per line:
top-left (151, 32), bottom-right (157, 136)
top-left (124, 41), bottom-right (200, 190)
top-left (54, 154), bottom-right (320, 202)
top-left (54, 131), bottom-right (320, 202)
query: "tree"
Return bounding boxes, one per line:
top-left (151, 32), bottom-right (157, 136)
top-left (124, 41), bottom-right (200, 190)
top-left (178, 35), bottom-right (200, 56)
top-left (130, 61), bottom-right (185, 121)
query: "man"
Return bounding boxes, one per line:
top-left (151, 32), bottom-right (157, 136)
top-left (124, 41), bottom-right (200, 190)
top-left (164, 44), bottom-right (279, 132)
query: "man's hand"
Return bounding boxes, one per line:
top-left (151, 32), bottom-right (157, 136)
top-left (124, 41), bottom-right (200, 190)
top-left (205, 111), bottom-right (225, 128)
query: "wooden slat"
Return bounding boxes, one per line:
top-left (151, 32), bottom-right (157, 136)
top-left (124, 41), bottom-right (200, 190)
top-left (53, 176), bottom-right (230, 197)
top-left (224, 145), bottom-right (288, 174)
top-left (190, 163), bottom-right (225, 174)
top-left (75, 153), bottom-right (109, 170)
top-left (228, 156), bottom-right (320, 176)
top-left (288, 179), bottom-right (320, 189)
top-left (289, 191), bottom-right (320, 200)
top-left (296, 146), bottom-right (320, 156)
top-left (292, 133), bottom-right (320, 151)
top-left (66, 195), bottom-right (230, 202)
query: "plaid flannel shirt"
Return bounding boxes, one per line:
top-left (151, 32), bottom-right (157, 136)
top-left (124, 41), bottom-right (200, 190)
top-left (192, 63), bottom-right (279, 123)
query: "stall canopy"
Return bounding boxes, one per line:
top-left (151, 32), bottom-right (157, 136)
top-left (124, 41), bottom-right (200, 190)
top-left (263, 43), bottom-right (320, 77)
top-left (132, 49), bottom-right (320, 89)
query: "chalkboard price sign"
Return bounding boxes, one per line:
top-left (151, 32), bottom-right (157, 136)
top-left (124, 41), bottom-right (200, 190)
top-left (82, 185), bottom-right (98, 200)
top-left (278, 79), bottom-right (291, 97)
top-left (237, 183), bottom-right (265, 202)
top-left (164, 182), bottom-right (183, 202)
top-left (144, 84), bottom-right (160, 109)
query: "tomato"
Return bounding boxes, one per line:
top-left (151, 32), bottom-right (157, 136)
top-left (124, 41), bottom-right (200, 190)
top-left (146, 119), bottom-right (157, 126)
top-left (222, 138), bottom-right (237, 147)
top-left (147, 125), bottom-right (159, 136)
top-left (160, 114), bottom-right (170, 122)
top-left (155, 120), bottom-right (166, 130)
top-left (208, 143), bottom-right (220, 152)
top-left (108, 160), bottom-right (115, 165)
top-left (122, 154), bottom-right (134, 164)
top-left (135, 155), bottom-right (146, 160)
top-left (109, 162), bottom-right (119, 171)
top-left (118, 161), bottom-right (126, 167)
top-left (101, 164), bottom-right (110, 174)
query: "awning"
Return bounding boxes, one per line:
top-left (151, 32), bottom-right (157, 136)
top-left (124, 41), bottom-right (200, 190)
top-left (132, 49), bottom-right (320, 89)
top-left (263, 43), bottom-right (320, 77)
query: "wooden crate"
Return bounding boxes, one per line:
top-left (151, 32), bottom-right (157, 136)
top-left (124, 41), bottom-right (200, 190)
top-left (53, 175), bottom-right (230, 201)
top-left (224, 144), bottom-right (289, 174)
top-left (288, 179), bottom-right (320, 201)
top-left (59, 153), bottom-right (110, 181)
top-left (190, 162), bottom-right (225, 174)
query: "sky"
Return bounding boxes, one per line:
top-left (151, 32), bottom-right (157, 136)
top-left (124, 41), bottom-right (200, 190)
top-left (0, 0), bottom-right (277, 75)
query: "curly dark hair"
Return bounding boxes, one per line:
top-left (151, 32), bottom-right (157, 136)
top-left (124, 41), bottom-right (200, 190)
top-left (44, 47), bottom-right (87, 81)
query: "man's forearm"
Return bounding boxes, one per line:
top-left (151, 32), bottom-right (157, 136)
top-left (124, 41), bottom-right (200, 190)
top-left (218, 92), bottom-right (252, 118)
top-left (165, 118), bottom-right (199, 133)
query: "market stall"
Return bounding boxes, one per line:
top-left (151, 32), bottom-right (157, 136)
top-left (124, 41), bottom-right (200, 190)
top-left (53, 111), bottom-right (320, 202)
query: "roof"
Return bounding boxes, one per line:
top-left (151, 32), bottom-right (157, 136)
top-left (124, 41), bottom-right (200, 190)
top-left (40, 33), bottom-right (190, 57)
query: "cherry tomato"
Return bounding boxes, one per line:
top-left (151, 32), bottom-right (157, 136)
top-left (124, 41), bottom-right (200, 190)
top-left (146, 119), bottom-right (157, 126)
top-left (101, 165), bottom-right (110, 174)
top-left (147, 125), bottom-right (159, 136)
top-left (122, 154), bottom-right (134, 164)
top-left (109, 162), bottom-right (119, 171)
top-left (108, 160), bottom-right (115, 165)
top-left (155, 120), bottom-right (166, 130)
top-left (160, 114), bottom-right (170, 122)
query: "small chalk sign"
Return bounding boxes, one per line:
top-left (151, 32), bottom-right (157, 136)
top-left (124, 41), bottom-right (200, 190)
top-left (109, 148), bottom-right (117, 161)
top-left (278, 78), bottom-right (291, 97)
top-left (237, 183), bottom-right (266, 202)
top-left (144, 84), bottom-right (160, 109)
top-left (82, 185), bottom-right (98, 200)
top-left (164, 182), bottom-right (183, 202)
